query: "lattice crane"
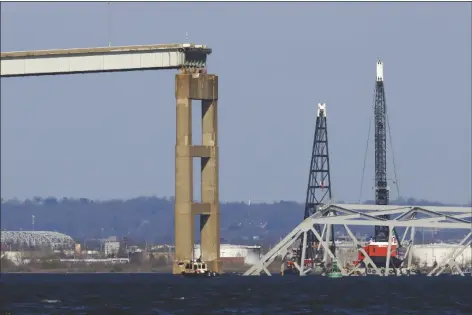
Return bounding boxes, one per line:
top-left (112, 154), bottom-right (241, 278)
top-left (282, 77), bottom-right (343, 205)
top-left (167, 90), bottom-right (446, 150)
top-left (373, 61), bottom-right (401, 243)
top-left (373, 61), bottom-right (391, 241)
top-left (300, 103), bottom-right (335, 266)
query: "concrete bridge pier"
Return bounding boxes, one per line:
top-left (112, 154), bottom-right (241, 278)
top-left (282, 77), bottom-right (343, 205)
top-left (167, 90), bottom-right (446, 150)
top-left (173, 71), bottom-right (220, 274)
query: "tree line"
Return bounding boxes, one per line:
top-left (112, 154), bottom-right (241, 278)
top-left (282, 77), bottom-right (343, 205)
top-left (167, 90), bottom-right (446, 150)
top-left (1, 196), bottom-right (468, 245)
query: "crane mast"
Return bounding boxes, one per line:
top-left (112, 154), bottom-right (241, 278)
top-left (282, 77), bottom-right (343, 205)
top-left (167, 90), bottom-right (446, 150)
top-left (374, 61), bottom-right (390, 242)
top-left (300, 103), bottom-right (334, 265)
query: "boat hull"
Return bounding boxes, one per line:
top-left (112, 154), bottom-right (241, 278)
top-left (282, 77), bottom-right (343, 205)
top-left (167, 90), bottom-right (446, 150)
top-left (181, 271), bottom-right (219, 278)
top-left (369, 256), bottom-right (403, 268)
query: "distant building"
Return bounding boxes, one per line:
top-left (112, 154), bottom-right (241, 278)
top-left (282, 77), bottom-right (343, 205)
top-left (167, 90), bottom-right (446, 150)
top-left (193, 244), bottom-right (262, 265)
top-left (104, 241), bottom-right (120, 257)
top-left (1, 231), bottom-right (75, 250)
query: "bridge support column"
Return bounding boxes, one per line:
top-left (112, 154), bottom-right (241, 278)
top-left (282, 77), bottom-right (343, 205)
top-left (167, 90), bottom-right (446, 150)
top-left (200, 95), bottom-right (221, 273)
top-left (173, 72), bottom-right (220, 274)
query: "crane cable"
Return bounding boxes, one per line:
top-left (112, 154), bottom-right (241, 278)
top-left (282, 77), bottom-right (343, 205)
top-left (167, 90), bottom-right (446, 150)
top-left (358, 114), bottom-right (372, 204)
top-left (386, 112), bottom-right (401, 200)
top-left (383, 82), bottom-right (401, 200)
top-left (358, 86), bottom-right (401, 204)
top-left (358, 88), bottom-right (376, 204)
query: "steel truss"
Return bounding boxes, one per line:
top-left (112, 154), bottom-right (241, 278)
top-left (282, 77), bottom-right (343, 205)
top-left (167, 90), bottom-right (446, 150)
top-left (243, 204), bottom-right (472, 277)
top-left (1, 231), bottom-right (76, 250)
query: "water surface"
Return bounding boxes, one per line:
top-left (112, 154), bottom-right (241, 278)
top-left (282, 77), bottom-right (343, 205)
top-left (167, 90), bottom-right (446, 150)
top-left (1, 273), bottom-right (471, 314)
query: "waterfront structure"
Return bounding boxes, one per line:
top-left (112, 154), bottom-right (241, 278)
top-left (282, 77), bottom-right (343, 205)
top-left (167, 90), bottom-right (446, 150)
top-left (1, 43), bottom-right (221, 274)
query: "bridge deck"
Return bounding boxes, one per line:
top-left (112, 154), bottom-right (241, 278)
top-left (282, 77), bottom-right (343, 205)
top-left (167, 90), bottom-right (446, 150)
top-left (0, 43), bottom-right (211, 77)
top-left (336, 204), bottom-right (472, 214)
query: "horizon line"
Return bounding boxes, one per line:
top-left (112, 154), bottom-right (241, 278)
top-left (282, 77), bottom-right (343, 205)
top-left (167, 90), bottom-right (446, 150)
top-left (1, 195), bottom-right (470, 206)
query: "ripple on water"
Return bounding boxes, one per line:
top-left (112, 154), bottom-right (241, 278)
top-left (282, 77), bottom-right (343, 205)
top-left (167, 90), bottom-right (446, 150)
top-left (1, 274), bottom-right (472, 315)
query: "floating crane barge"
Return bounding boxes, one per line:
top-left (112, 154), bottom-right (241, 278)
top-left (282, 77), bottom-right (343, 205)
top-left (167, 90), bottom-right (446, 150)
top-left (243, 60), bottom-right (472, 277)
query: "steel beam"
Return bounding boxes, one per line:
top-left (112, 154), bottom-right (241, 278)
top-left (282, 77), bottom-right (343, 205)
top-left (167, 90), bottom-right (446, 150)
top-left (244, 204), bottom-right (472, 276)
top-left (338, 204), bottom-right (472, 214)
top-left (1, 43), bottom-right (221, 275)
top-left (0, 43), bottom-right (211, 77)
top-left (427, 232), bottom-right (472, 276)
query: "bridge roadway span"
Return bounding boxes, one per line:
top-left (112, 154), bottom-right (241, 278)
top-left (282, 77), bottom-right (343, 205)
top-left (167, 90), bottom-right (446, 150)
top-left (0, 43), bottom-right (211, 76)
top-left (1, 43), bottom-right (221, 275)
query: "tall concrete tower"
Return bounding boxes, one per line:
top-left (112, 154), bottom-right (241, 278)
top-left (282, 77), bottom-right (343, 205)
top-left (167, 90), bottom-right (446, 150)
top-left (173, 71), bottom-right (221, 274)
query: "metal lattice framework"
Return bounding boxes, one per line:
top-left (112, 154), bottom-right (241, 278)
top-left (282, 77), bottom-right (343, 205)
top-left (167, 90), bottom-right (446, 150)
top-left (1, 231), bottom-right (75, 250)
top-left (300, 103), bottom-right (334, 265)
top-left (374, 62), bottom-right (389, 207)
top-left (244, 204), bottom-right (472, 277)
top-left (374, 61), bottom-right (390, 243)
top-left (304, 103), bottom-right (332, 220)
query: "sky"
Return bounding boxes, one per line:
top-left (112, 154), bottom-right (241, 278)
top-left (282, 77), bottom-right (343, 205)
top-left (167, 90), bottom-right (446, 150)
top-left (1, 2), bottom-right (471, 204)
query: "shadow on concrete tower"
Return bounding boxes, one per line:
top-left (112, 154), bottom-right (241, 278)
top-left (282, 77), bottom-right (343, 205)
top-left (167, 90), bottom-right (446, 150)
top-left (173, 71), bottom-right (221, 274)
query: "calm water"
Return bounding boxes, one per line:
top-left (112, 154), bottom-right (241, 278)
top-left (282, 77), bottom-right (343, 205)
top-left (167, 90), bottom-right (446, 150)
top-left (1, 273), bottom-right (471, 314)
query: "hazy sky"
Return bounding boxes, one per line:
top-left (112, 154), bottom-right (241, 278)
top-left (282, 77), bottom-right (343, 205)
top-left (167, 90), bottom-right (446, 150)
top-left (1, 2), bottom-right (471, 204)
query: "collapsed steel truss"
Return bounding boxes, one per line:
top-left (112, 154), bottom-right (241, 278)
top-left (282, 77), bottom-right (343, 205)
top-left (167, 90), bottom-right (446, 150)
top-left (1, 231), bottom-right (76, 250)
top-left (244, 204), bottom-right (472, 277)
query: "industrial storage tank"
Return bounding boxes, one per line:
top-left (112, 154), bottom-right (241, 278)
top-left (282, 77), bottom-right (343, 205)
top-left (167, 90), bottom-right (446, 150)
top-left (193, 244), bottom-right (261, 265)
top-left (411, 244), bottom-right (472, 267)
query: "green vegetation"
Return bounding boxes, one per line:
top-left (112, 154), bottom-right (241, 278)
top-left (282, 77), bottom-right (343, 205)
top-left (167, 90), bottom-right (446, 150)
top-left (1, 196), bottom-right (466, 246)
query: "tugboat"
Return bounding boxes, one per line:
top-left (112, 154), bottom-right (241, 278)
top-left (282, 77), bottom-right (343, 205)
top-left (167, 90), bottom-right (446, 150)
top-left (178, 258), bottom-right (219, 277)
top-left (353, 235), bottom-right (403, 269)
top-left (327, 259), bottom-right (343, 278)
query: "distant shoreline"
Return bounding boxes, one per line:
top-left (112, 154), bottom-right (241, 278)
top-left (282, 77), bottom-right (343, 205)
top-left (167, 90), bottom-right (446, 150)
top-left (1, 271), bottom-right (246, 275)
top-left (1, 271), bottom-right (172, 274)
top-left (0, 264), bottom-right (253, 274)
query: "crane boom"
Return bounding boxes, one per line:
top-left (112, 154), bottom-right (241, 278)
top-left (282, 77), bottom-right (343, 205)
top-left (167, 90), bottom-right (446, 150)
top-left (374, 60), bottom-right (390, 242)
top-left (300, 103), bottom-right (334, 266)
